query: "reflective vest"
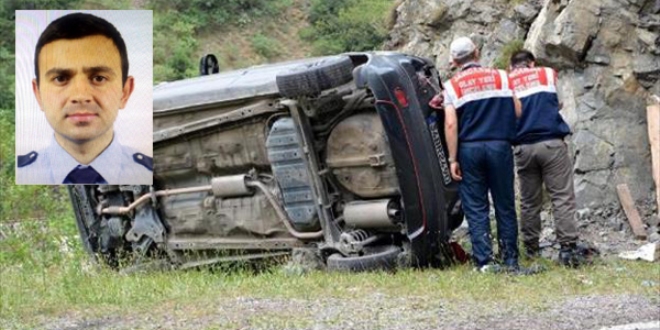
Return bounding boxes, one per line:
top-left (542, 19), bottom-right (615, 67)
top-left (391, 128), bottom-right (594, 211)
top-left (443, 64), bottom-right (517, 142)
top-left (509, 66), bottom-right (570, 145)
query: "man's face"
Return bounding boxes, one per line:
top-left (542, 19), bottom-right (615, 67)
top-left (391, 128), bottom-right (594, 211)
top-left (32, 35), bottom-right (134, 144)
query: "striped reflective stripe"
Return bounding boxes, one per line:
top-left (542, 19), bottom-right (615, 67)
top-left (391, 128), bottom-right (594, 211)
top-left (445, 68), bottom-right (513, 108)
top-left (510, 67), bottom-right (558, 99)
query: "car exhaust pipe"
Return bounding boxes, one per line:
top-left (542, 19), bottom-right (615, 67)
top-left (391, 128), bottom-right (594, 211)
top-left (343, 199), bottom-right (401, 229)
top-left (101, 175), bottom-right (324, 240)
top-left (246, 180), bottom-right (323, 239)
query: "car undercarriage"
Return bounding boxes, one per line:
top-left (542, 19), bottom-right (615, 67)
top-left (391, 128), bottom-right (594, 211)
top-left (69, 52), bottom-right (464, 272)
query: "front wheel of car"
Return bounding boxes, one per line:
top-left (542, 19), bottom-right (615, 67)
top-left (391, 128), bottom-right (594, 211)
top-left (326, 245), bottom-right (401, 272)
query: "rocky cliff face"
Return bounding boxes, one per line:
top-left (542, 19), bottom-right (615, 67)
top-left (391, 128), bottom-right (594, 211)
top-left (388, 0), bottom-right (660, 213)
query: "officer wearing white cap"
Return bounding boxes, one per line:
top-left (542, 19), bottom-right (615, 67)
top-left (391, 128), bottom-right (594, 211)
top-left (437, 36), bottom-right (524, 273)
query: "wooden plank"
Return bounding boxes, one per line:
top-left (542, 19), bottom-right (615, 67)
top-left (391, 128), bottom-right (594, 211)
top-left (648, 103), bottom-right (660, 213)
top-left (616, 184), bottom-right (648, 240)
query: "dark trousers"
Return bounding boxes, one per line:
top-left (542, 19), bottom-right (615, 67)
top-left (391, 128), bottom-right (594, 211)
top-left (514, 139), bottom-right (578, 248)
top-left (459, 140), bottom-right (519, 267)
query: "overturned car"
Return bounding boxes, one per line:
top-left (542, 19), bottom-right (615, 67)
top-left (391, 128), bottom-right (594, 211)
top-left (69, 52), bottom-right (464, 271)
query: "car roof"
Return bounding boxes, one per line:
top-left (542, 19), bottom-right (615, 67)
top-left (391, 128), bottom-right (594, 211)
top-left (153, 56), bottom-right (329, 113)
top-left (152, 52), bottom-right (418, 113)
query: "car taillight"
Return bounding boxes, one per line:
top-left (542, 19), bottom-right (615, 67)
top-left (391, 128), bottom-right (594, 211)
top-left (394, 88), bottom-right (408, 108)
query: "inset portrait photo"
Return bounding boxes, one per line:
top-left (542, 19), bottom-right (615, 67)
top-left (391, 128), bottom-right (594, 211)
top-left (15, 10), bottom-right (153, 185)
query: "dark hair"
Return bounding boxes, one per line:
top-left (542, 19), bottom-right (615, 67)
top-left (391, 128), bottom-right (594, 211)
top-left (34, 13), bottom-right (129, 86)
top-left (453, 51), bottom-right (478, 67)
top-left (509, 50), bottom-right (536, 69)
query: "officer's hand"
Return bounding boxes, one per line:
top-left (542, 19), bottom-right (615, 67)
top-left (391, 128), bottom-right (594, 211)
top-left (429, 94), bottom-right (444, 109)
top-left (450, 162), bottom-right (462, 181)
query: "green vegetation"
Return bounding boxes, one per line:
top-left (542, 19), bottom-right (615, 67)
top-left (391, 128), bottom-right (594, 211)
top-left (154, 0), bottom-right (291, 30)
top-left (1, 224), bottom-right (659, 329)
top-left (150, 0), bottom-right (294, 82)
top-left (493, 39), bottom-right (525, 70)
top-left (153, 10), bottom-right (199, 82)
top-left (301, 0), bottom-right (393, 55)
top-left (251, 33), bottom-right (284, 60)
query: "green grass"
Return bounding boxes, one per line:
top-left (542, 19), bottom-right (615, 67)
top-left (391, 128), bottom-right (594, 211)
top-left (1, 216), bottom-right (659, 329)
top-left (493, 39), bottom-right (525, 70)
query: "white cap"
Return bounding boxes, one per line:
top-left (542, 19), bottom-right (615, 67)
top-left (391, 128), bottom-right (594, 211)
top-left (449, 37), bottom-right (476, 61)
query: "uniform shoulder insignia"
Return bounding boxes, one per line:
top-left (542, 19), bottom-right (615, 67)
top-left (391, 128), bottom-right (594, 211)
top-left (132, 153), bottom-right (153, 171)
top-left (17, 151), bottom-right (38, 168)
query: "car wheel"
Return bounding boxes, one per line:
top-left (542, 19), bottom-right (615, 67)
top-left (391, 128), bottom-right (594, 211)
top-left (276, 56), bottom-right (354, 98)
top-left (68, 185), bottom-right (99, 261)
top-left (327, 245), bottom-right (401, 272)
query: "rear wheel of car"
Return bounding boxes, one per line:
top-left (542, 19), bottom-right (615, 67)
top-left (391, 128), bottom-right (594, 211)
top-left (326, 245), bottom-right (401, 272)
top-left (276, 56), bottom-right (354, 98)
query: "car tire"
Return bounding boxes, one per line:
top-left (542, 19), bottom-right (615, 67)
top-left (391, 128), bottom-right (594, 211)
top-left (276, 56), bottom-right (354, 98)
top-left (327, 245), bottom-right (401, 272)
top-left (68, 186), bottom-right (98, 260)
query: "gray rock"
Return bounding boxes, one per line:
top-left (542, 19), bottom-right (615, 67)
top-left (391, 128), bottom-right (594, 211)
top-left (633, 53), bottom-right (660, 86)
top-left (648, 230), bottom-right (660, 243)
top-left (649, 217), bottom-right (660, 228)
top-left (636, 28), bottom-right (658, 48)
top-left (577, 208), bottom-right (592, 220)
top-left (641, 280), bottom-right (658, 287)
top-left (545, 0), bottom-right (601, 64)
top-left (541, 227), bottom-right (556, 242)
top-left (573, 131), bottom-right (615, 173)
top-left (585, 39), bottom-right (612, 65)
top-left (540, 210), bottom-right (552, 222)
top-left (638, 14), bottom-right (660, 30)
top-left (575, 172), bottom-right (616, 208)
top-left (514, 3), bottom-right (540, 25)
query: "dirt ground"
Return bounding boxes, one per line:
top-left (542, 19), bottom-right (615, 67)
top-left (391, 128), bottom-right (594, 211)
top-left (30, 293), bottom-right (659, 330)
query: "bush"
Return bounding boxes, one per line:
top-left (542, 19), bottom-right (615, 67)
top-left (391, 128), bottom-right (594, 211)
top-left (302, 0), bottom-right (392, 56)
top-left (251, 33), bottom-right (283, 60)
top-left (153, 10), bottom-right (199, 82)
top-left (149, 0), bottom-right (290, 30)
top-left (493, 39), bottom-right (525, 70)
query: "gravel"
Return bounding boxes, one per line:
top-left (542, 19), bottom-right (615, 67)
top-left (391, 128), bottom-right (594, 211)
top-left (21, 294), bottom-right (659, 330)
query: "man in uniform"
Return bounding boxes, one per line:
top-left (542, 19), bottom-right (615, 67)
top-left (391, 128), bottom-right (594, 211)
top-left (441, 37), bottom-right (522, 272)
top-left (16, 12), bottom-right (152, 184)
top-left (509, 50), bottom-right (585, 267)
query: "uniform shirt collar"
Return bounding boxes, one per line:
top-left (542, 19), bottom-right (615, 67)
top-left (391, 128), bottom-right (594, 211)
top-left (460, 62), bottom-right (481, 71)
top-left (46, 134), bottom-right (121, 184)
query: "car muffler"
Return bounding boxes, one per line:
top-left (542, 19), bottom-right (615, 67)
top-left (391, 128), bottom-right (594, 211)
top-left (211, 174), bottom-right (253, 197)
top-left (343, 199), bottom-right (401, 229)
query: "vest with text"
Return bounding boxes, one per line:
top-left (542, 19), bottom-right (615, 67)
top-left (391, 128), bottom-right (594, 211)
top-left (444, 66), bottom-right (517, 142)
top-left (509, 66), bottom-right (571, 145)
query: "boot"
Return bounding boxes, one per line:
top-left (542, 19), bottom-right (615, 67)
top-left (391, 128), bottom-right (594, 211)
top-left (559, 242), bottom-right (585, 268)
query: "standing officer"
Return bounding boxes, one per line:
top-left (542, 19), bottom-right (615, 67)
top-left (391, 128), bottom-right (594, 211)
top-left (16, 12), bottom-right (152, 185)
top-left (509, 50), bottom-right (584, 267)
top-left (441, 37), bottom-right (522, 272)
